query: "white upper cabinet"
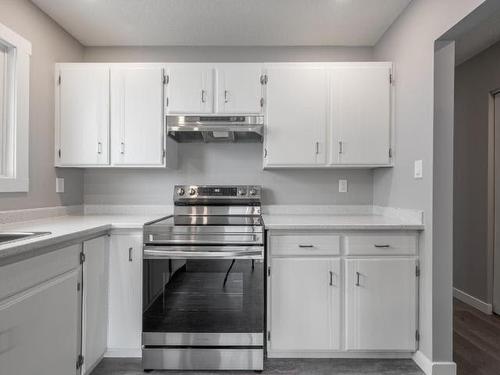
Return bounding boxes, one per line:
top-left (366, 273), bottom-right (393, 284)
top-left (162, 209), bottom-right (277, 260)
top-left (263, 65), bottom-right (327, 167)
top-left (215, 64), bottom-right (263, 114)
top-left (56, 66), bottom-right (110, 166)
top-left (166, 64), bottom-right (214, 114)
top-left (344, 257), bottom-right (417, 351)
top-left (329, 63), bottom-right (392, 166)
top-left (111, 67), bottom-right (165, 166)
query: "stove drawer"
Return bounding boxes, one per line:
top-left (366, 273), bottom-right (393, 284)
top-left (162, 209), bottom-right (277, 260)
top-left (270, 234), bottom-right (340, 256)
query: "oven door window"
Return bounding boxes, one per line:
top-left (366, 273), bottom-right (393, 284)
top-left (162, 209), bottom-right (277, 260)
top-left (143, 258), bottom-right (264, 334)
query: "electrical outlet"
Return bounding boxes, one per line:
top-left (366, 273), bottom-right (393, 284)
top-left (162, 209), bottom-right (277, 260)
top-left (56, 178), bottom-right (64, 193)
top-left (414, 160), bottom-right (423, 179)
top-left (339, 179), bottom-right (348, 193)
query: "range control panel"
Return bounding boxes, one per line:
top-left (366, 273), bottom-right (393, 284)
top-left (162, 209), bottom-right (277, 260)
top-left (174, 185), bottom-right (262, 201)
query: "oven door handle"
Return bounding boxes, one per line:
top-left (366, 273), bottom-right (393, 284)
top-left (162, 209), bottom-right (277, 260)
top-left (143, 246), bottom-right (264, 260)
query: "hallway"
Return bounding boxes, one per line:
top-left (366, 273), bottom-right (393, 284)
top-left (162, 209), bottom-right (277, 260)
top-left (454, 299), bottom-right (500, 374)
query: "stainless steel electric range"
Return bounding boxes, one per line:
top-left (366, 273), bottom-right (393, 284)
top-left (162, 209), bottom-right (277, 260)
top-left (142, 185), bottom-right (264, 371)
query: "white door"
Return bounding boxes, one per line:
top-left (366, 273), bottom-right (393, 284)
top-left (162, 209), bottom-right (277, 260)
top-left (216, 64), bottom-right (263, 114)
top-left (58, 66), bottom-right (110, 166)
top-left (329, 64), bottom-right (391, 165)
top-left (111, 67), bottom-right (165, 166)
top-left (82, 236), bottom-right (109, 374)
top-left (269, 257), bottom-right (340, 352)
top-left (264, 65), bottom-right (327, 167)
top-left (107, 233), bottom-right (143, 354)
top-left (166, 64), bottom-right (213, 114)
top-left (345, 257), bottom-right (417, 351)
top-left (0, 270), bottom-right (80, 375)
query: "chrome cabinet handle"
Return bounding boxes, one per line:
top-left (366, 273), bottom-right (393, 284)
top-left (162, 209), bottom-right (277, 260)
top-left (120, 142), bottom-right (125, 154)
top-left (224, 90), bottom-right (229, 103)
top-left (128, 247), bottom-right (133, 262)
top-left (355, 271), bottom-right (361, 286)
top-left (374, 244), bottom-right (390, 248)
top-left (329, 271), bottom-right (334, 286)
top-left (201, 90), bottom-right (206, 103)
top-left (298, 244), bottom-right (314, 248)
top-left (97, 142), bottom-right (102, 154)
top-left (315, 141), bottom-right (319, 155)
top-left (339, 141), bottom-right (343, 154)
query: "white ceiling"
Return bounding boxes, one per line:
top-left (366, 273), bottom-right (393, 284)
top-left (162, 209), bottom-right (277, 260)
top-left (31, 0), bottom-right (412, 47)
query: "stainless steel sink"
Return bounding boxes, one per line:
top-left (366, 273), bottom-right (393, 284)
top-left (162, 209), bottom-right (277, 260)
top-left (0, 231), bottom-right (51, 245)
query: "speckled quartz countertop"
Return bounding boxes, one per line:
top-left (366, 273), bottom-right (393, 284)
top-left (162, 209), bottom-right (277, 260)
top-left (262, 214), bottom-right (425, 231)
top-left (0, 214), bottom-right (164, 266)
top-left (0, 205), bottom-right (424, 266)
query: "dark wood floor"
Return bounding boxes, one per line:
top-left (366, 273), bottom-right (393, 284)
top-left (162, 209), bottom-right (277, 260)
top-left (454, 298), bottom-right (500, 374)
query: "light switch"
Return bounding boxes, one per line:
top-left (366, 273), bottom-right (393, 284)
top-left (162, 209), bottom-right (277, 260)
top-left (56, 178), bottom-right (64, 193)
top-left (414, 160), bottom-right (423, 179)
top-left (339, 179), bottom-right (348, 193)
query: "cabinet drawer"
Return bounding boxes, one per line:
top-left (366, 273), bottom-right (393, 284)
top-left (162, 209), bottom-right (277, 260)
top-left (345, 232), bottom-right (417, 256)
top-left (270, 234), bottom-right (340, 256)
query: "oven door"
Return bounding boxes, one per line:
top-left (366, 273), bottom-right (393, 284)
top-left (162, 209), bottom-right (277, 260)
top-left (142, 245), bottom-right (264, 347)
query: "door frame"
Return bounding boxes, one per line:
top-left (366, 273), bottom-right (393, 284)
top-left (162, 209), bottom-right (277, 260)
top-left (490, 91), bottom-right (500, 314)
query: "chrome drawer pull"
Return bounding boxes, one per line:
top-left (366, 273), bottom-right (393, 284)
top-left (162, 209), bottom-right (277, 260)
top-left (298, 244), bottom-right (314, 248)
top-left (355, 272), bottom-right (361, 287)
top-left (374, 244), bottom-right (390, 248)
top-left (128, 247), bottom-right (133, 262)
top-left (329, 271), bottom-right (334, 286)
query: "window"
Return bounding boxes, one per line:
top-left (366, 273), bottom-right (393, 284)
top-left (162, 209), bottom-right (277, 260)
top-left (0, 23), bottom-right (31, 192)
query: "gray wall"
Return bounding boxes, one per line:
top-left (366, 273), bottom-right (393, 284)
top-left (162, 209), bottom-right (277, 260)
top-left (373, 0), bottom-right (485, 363)
top-left (82, 46), bottom-right (375, 206)
top-left (453, 39), bottom-right (500, 303)
top-left (83, 46), bottom-right (373, 63)
top-left (0, 0), bottom-right (84, 210)
top-left (84, 143), bottom-right (373, 206)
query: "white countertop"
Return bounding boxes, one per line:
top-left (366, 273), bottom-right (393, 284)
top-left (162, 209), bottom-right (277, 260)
top-left (262, 214), bottom-right (425, 231)
top-left (0, 214), bottom-right (164, 265)
top-left (0, 209), bottom-right (423, 265)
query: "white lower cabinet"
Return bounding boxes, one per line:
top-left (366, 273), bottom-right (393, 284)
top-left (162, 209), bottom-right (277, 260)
top-left (82, 236), bottom-right (109, 374)
top-left (267, 231), bottom-right (419, 357)
top-left (344, 257), bottom-right (417, 351)
top-left (0, 245), bottom-right (81, 375)
top-left (269, 257), bottom-right (341, 352)
top-left (107, 232), bottom-right (143, 356)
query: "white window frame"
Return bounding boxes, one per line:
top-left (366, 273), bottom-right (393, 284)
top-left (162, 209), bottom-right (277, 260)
top-left (0, 23), bottom-right (31, 192)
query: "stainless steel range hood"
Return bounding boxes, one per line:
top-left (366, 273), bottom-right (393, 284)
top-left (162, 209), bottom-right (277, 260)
top-left (167, 115), bottom-right (264, 143)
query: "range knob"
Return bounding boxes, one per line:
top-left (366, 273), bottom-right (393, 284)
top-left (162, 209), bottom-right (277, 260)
top-left (189, 187), bottom-right (197, 196)
top-left (238, 188), bottom-right (247, 196)
top-left (249, 188), bottom-right (258, 196)
top-left (177, 187), bottom-right (185, 196)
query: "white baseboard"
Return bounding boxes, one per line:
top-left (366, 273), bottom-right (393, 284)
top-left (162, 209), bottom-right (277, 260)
top-left (413, 351), bottom-right (456, 375)
top-left (104, 348), bottom-right (142, 358)
top-left (268, 351), bottom-right (413, 359)
top-left (453, 287), bottom-right (492, 315)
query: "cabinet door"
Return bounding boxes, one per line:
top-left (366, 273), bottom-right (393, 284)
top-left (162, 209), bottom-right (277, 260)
top-left (264, 65), bottom-right (327, 167)
top-left (107, 233), bottom-right (142, 354)
top-left (345, 257), bottom-right (417, 351)
top-left (57, 66), bottom-right (110, 166)
top-left (269, 257), bottom-right (340, 352)
top-left (111, 67), bottom-right (165, 166)
top-left (82, 236), bottom-right (109, 374)
top-left (329, 65), bottom-right (391, 165)
top-left (216, 64), bottom-right (263, 114)
top-left (0, 270), bottom-right (80, 375)
top-left (166, 64), bottom-right (213, 114)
